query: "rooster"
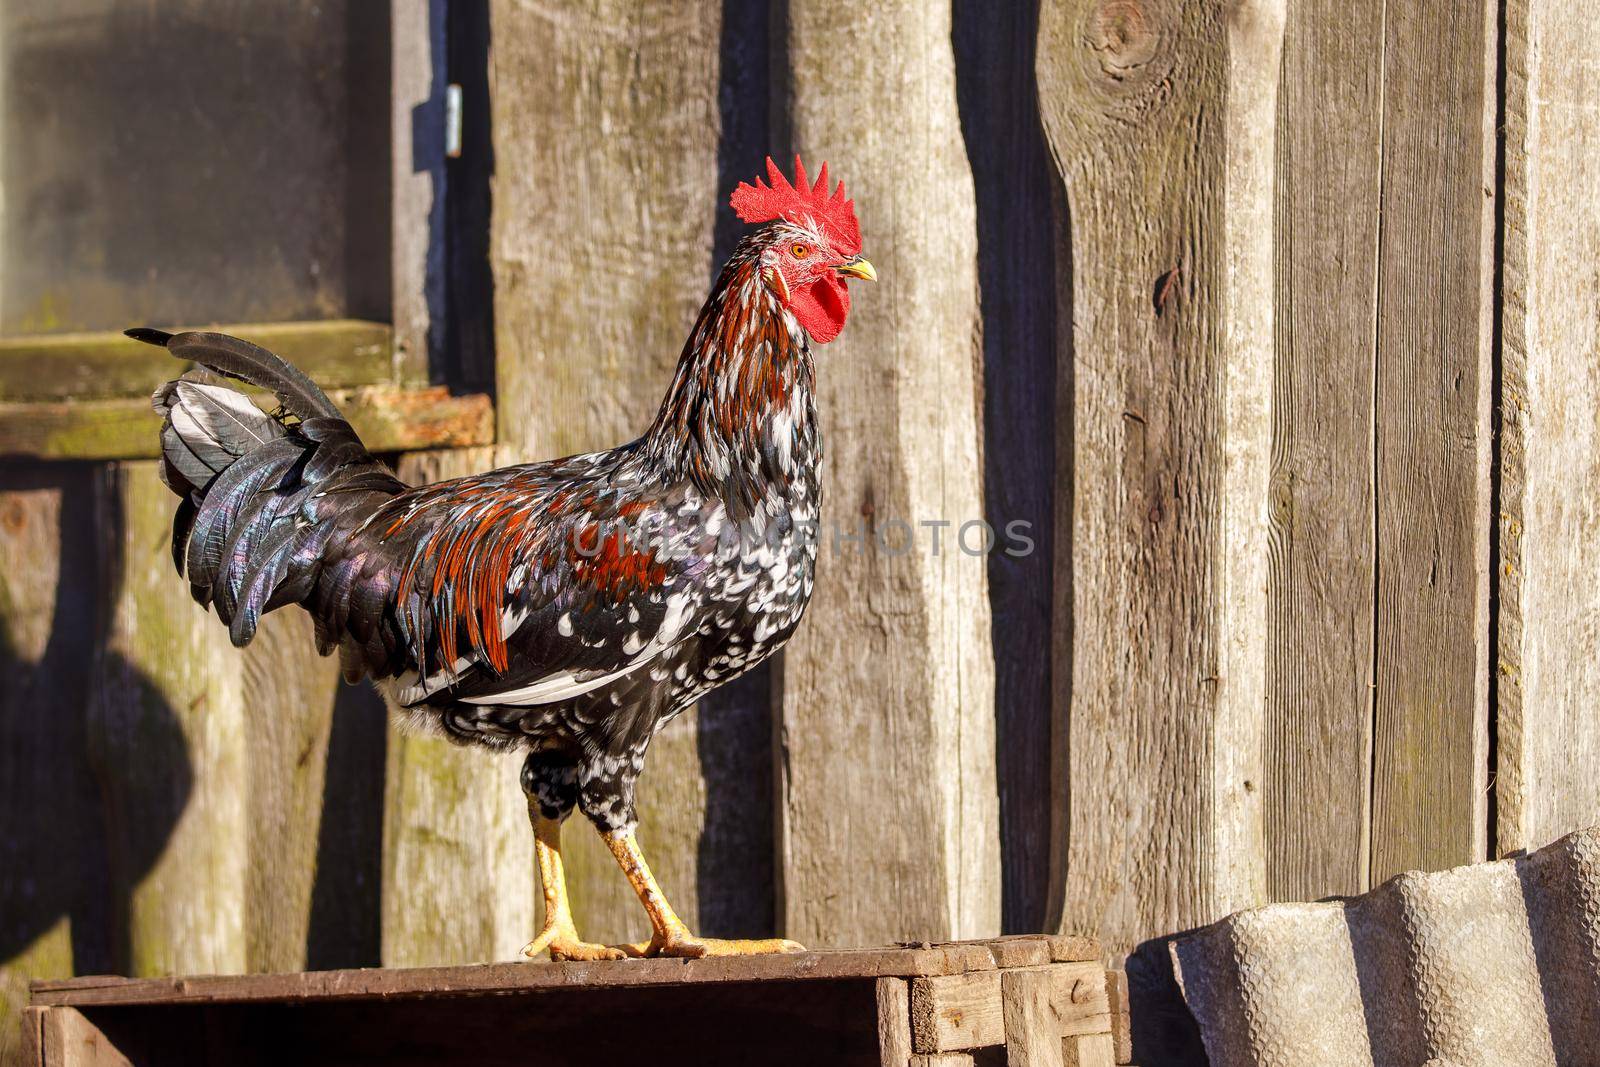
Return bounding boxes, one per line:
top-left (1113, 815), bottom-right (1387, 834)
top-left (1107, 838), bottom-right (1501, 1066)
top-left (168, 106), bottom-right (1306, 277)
top-left (131, 158), bottom-right (873, 960)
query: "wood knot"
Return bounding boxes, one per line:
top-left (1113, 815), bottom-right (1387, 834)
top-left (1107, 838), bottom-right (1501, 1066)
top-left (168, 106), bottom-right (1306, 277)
top-left (1090, 0), bottom-right (1159, 78)
top-left (1070, 978), bottom-right (1092, 1004)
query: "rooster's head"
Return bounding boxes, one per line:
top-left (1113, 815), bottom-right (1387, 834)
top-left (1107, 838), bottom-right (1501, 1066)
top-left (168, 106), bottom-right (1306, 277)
top-left (730, 156), bottom-right (875, 345)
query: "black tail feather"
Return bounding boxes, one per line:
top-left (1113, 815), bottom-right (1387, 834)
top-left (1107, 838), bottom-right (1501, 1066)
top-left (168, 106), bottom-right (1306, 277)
top-left (130, 326), bottom-right (342, 422)
top-left (141, 326), bottom-right (405, 647)
top-left (126, 327), bottom-right (175, 347)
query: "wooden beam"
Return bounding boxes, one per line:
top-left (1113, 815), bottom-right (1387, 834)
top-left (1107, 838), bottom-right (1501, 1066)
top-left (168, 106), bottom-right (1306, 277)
top-left (1265, 0), bottom-right (1385, 902)
top-left (909, 964), bottom-right (1108, 1053)
top-left (1063, 1033), bottom-right (1117, 1067)
top-left (0, 386), bottom-right (492, 462)
top-left (1496, 0), bottom-right (1600, 854)
top-left (877, 977), bottom-right (913, 1067)
top-left (1002, 969), bottom-right (1066, 1067)
top-left (1368, 0), bottom-right (1496, 882)
top-left (38, 1008), bottom-right (131, 1067)
top-left (390, 3), bottom-right (443, 385)
top-left (0, 320), bottom-right (394, 403)
top-left (1036, 0), bottom-right (1284, 964)
top-left (778, 0), bottom-right (1000, 949)
top-left (485, 0), bottom-right (771, 944)
top-left (33, 942), bottom-right (1003, 1006)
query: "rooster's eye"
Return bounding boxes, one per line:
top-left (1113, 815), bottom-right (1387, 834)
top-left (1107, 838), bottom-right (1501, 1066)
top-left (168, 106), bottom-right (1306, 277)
top-left (791, 243), bottom-right (810, 259)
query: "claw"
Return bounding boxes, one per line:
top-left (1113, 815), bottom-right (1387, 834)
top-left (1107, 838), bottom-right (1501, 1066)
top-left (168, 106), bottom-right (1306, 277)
top-left (522, 926), bottom-right (627, 962)
top-left (630, 934), bottom-right (806, 959)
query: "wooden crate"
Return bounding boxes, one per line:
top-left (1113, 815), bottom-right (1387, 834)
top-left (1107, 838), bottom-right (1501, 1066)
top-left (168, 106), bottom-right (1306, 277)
top-left (24, 936), bottom-right (1129, 1067)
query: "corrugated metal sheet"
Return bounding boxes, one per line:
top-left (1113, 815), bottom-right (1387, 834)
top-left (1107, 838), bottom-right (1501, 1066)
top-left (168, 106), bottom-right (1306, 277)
top-left (1171, 825), bottom-right (1600, 1067)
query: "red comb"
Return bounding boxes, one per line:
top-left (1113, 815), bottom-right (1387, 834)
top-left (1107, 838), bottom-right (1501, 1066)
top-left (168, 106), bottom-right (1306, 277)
top-left (730, 155), bottom-right (861, 256)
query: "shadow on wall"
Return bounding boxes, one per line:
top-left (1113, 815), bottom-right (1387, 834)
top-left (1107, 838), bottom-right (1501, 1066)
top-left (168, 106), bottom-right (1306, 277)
top-left (688, 0), bottom-right (783, 939)
top-left (0, 462), bottom-right (390, 1066)
top-left (952, 0), bottom-right (1062, 935)
top-left (0, 465), bottom-right (189, 1063)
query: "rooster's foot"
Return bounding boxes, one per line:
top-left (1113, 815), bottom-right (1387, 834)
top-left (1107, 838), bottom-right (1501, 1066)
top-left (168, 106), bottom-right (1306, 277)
top-left (522, 922), bottom-right (626, 962)
top-left (623, 933), bottom-right (805, 959)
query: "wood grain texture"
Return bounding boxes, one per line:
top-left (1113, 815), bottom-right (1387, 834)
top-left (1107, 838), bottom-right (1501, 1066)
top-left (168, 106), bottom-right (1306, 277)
top-left (90, 463), bottom-right (249, 978)
top-left (1368, 0), bottom-right (1496, 882)
top-left (390, 0), bottom-right (442, 385)
top-left (34, 942), bottom-right (1003, 1005)
top-left (1264, 0), bottom-right (1384, 902)
top-left (1037, 0), bottom-right (1283, 955)
top-left (1063, 1033), bottom-right (1116, 1067)
top-left (381, 448), bottom-right (534, 966)
top-left (0, 470), bottom-right (104, 1067)
top-left (910, 964), bottom-right (1108, 1053)
top-left (0, 386), bottom-right (492, 462)
top-left (485, 0), bottom-right (769, 946)
top-left (778, 0), bottom-right (1000, 949)
top-left (92, 463), bottom-right (359, 979)
top-left (877, 977), bottom-right (913, 1067)
top-left (38, 1009), bottom-right (129, 1067)
top-left (1496, 0), bottom-right (1600, 854)
top-left (1001, 970), bottom-right (1065, 1067)
top-left (240, 611), bottom-right (344, 972)
top-left (0, 320), bottom-right (393, 403)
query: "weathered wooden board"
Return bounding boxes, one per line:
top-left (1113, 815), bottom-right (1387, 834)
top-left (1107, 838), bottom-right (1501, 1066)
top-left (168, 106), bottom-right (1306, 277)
top-left (778, 0), bottom-right (1000, 949)
top-left (485, 0), bottom-right (774, 945)
top-left (1368, 0), bottom-right (1496, 882)
top-left (380, 448), bottom-right (534, 967)
top-left (0, 386), bottom-right (492, 462)
top-left (1264, 0), bottom-right (1385, 902)
top-left (0, 469), bottom-right (104, 1067)
top-left (89, 463), bottom-right (250, 979)
top-left (0, 320), bottom-right (393, 403)
top-left (390, 1), bottom-right (442, 386)
top-left (33, 942), bottom-right (1009, 1006)
top-left (1000, 969), bottom-right (1066, 1067)
top-left (1496, 0), bottom-right (1600, 854)
top-left (877, 977), bottom-right (913, 1067)
top-left (909, 963), bottom-right (1108, 1053)
top-left (239, 610), bottom-right (345, 973)
top-left (1036, 0), bottom-right (1283, 963)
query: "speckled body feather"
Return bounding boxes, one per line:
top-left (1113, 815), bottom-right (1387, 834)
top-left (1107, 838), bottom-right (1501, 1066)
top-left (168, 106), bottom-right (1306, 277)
top-left (144, 235), bottom-right (822, 835)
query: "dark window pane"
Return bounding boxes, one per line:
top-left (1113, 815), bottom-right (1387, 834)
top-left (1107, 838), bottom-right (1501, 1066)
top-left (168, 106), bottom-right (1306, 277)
top-left (1, 1), bottom-right (391, 334)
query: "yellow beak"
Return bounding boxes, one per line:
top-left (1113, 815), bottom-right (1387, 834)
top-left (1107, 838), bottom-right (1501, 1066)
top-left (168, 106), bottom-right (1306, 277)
top-left (835, 256), bottom-right (877, 282)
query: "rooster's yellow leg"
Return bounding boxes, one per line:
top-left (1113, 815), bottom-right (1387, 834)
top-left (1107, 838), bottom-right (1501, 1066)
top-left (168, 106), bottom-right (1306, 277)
top-left (522, 812), bottom-right (625, 961)
top-left (600, 829), bottom-right (804, 958)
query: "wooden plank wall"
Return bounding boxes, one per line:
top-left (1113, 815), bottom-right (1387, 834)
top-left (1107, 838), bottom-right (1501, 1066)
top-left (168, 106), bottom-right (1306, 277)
top-left (7, 2), bottom-right (1600, 1066)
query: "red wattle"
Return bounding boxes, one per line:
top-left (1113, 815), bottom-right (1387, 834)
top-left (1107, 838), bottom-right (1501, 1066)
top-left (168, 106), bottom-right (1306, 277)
top-left (790, 275), bottom-right (851, 344)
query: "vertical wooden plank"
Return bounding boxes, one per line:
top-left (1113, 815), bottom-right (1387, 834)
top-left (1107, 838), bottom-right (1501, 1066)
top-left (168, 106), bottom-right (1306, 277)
top-left (91, 462), bottom-right (249, 978)
top-left (877, 977), bottom-right (913, 1067)
top-left (241, 613), bottom-right (344, 972)
top-left (1002, 970), bottom-right (1065, 1067)
top-left (1265, 0), bottom-right (1384, 902)
top-left (39, 1009), bottom-right (130, 1067)
top-left (1497, 0), bottom-right (1600, 853)
top-left (779, 0), bottom-right (1000, 948)
top-left (1063, 1033), bottom-right (1116, 1067)
top-left (381, 447), bottom-right (534, 966)
top-left (1037, 0), bottom-right (1283, 963)
top-left (1368, 0), bottom-right (1497, 881)
top-left (391, 0), bottom-right (443, 385)
top-left (16, 1008), bottom-right (42, 1067)
top-left (486, 0), bottom-right (768, 945)
top-left (0, 469), bottom-right (104, 1067)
